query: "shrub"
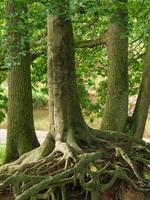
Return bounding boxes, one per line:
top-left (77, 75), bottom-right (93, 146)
top-left (32, 92), bottom-right (48, 109)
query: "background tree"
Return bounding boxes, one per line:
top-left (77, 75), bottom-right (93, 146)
top-left (101, 0), bottom-right (128, 131)
top-left (100, 0), bottom-right (150, 140)
top-left (130, 36), bottom-right (150, 138)
top-left (4, 0), bottom-right (39, 163)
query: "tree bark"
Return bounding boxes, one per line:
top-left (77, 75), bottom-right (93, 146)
top-left (101, 0), bottom-right (128, 131)
top-left (42, 14), bottom-right (89, 154)
top-left (100, 1), bottom-right (145, 199)
top-left (5, 0), bottom-right (39, 163)
top-left (130, 35), bottom-right (150, 139)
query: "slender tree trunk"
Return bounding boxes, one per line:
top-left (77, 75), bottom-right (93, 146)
top-left (5, 0), bottom-right (39, 163)
top-left (101, 0), bottom-right (128, 131)
top-left (119, 35), bottom-right (150, 200)
top-left (129, 36), bottom-right (150, 139)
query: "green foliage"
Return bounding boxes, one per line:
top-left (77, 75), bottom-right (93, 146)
top-left (31, 57), bottom-right (47, 93)
top-left (76, 46), bottom-right (107, 117)
top-left (0, 73), bottom-right (8, 123)
top-left (32, 91), bottom-right (48, 109)
top-left (0, 145), bottom-right (5, 165)
top-left (144, 170), bottom-right (150, 181)
top-left (48, 0), bottom-right (70, 17)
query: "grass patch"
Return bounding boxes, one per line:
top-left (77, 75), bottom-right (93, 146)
top-left (0, 144), bottom-right (5, 164)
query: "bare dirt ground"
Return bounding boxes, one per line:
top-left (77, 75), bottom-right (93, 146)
top-left (0, 129), bottom-right (149, 145)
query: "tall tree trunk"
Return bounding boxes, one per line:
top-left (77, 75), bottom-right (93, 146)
top-left (5, 0), bottom-right (39, 163)
top-left (42, 14), bottom-right (91, 155)
top-left (101, 0), bottom-right (128, 131)
top-left (129, 35), bottom-right (150, 139)
top-left (100, 1), bottom-right (145, 199)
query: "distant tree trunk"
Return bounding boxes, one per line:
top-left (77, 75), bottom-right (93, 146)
top-left (5, 0), bottom-right (39, 163)
top-left (129, 36), bottom-right (150, 139)
top-left (101, 0), bottom-right (128, 131)
top-left (100, 1), bottom-right (145, 199)
top-left (118, 35), bottom-right (150, 200)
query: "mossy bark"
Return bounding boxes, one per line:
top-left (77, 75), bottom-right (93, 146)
top-left (42, 14), bottom-right (88, 153)
top-left (101, 0), bottom-right (128, 131)
top-left (129, 36), bottom-right (150, 139)
top-left (100, 1), bottom-right (146, 199)
top-left (5, 0), bottom-right (39, 163)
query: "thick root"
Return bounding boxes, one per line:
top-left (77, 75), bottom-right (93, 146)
top-left (52, 141), bottom-right (77, 166)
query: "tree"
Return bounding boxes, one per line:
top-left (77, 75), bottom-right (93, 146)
top-left (129, 35), bottom-right (150, 138)
top-left (99, 1), bottom-right (150, 198)
top-left (4, 0), bottom-right (39, 163)
top-left (100, 0), bottom-right (150, 139)
top-left (0, 1), bottom-right (149, 200)
top-left (100, 33), bottom-right (150, 200)
top-left (41, 3), bottom-right (94, 158)
top-left (101, 0), bottom-right (128, 131)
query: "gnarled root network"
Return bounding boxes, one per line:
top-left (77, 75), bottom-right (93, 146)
top-left (0, 133), bottom-right (150, 200)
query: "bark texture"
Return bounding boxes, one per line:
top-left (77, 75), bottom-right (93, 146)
top-left (101, 0), bottom-right (128, 131)
top-left (5, 0), bottom-right (39, 163)
top-left (130, 36), bottom-right (150, 138)
top-left (43, 15), bottom-right (87, 151)
top-left (100, 1), bottom-right (146, 199)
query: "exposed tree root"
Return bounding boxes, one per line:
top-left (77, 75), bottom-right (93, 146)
top-left (0, 131), bottom-right (150, 200)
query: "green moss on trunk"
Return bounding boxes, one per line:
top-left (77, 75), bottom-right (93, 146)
top-left (101, 0), bottom-right (128, 132)
top-left (4, 0), bottom-right (39, 163)
top-left (130, 36), bottom-right (150, 139)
